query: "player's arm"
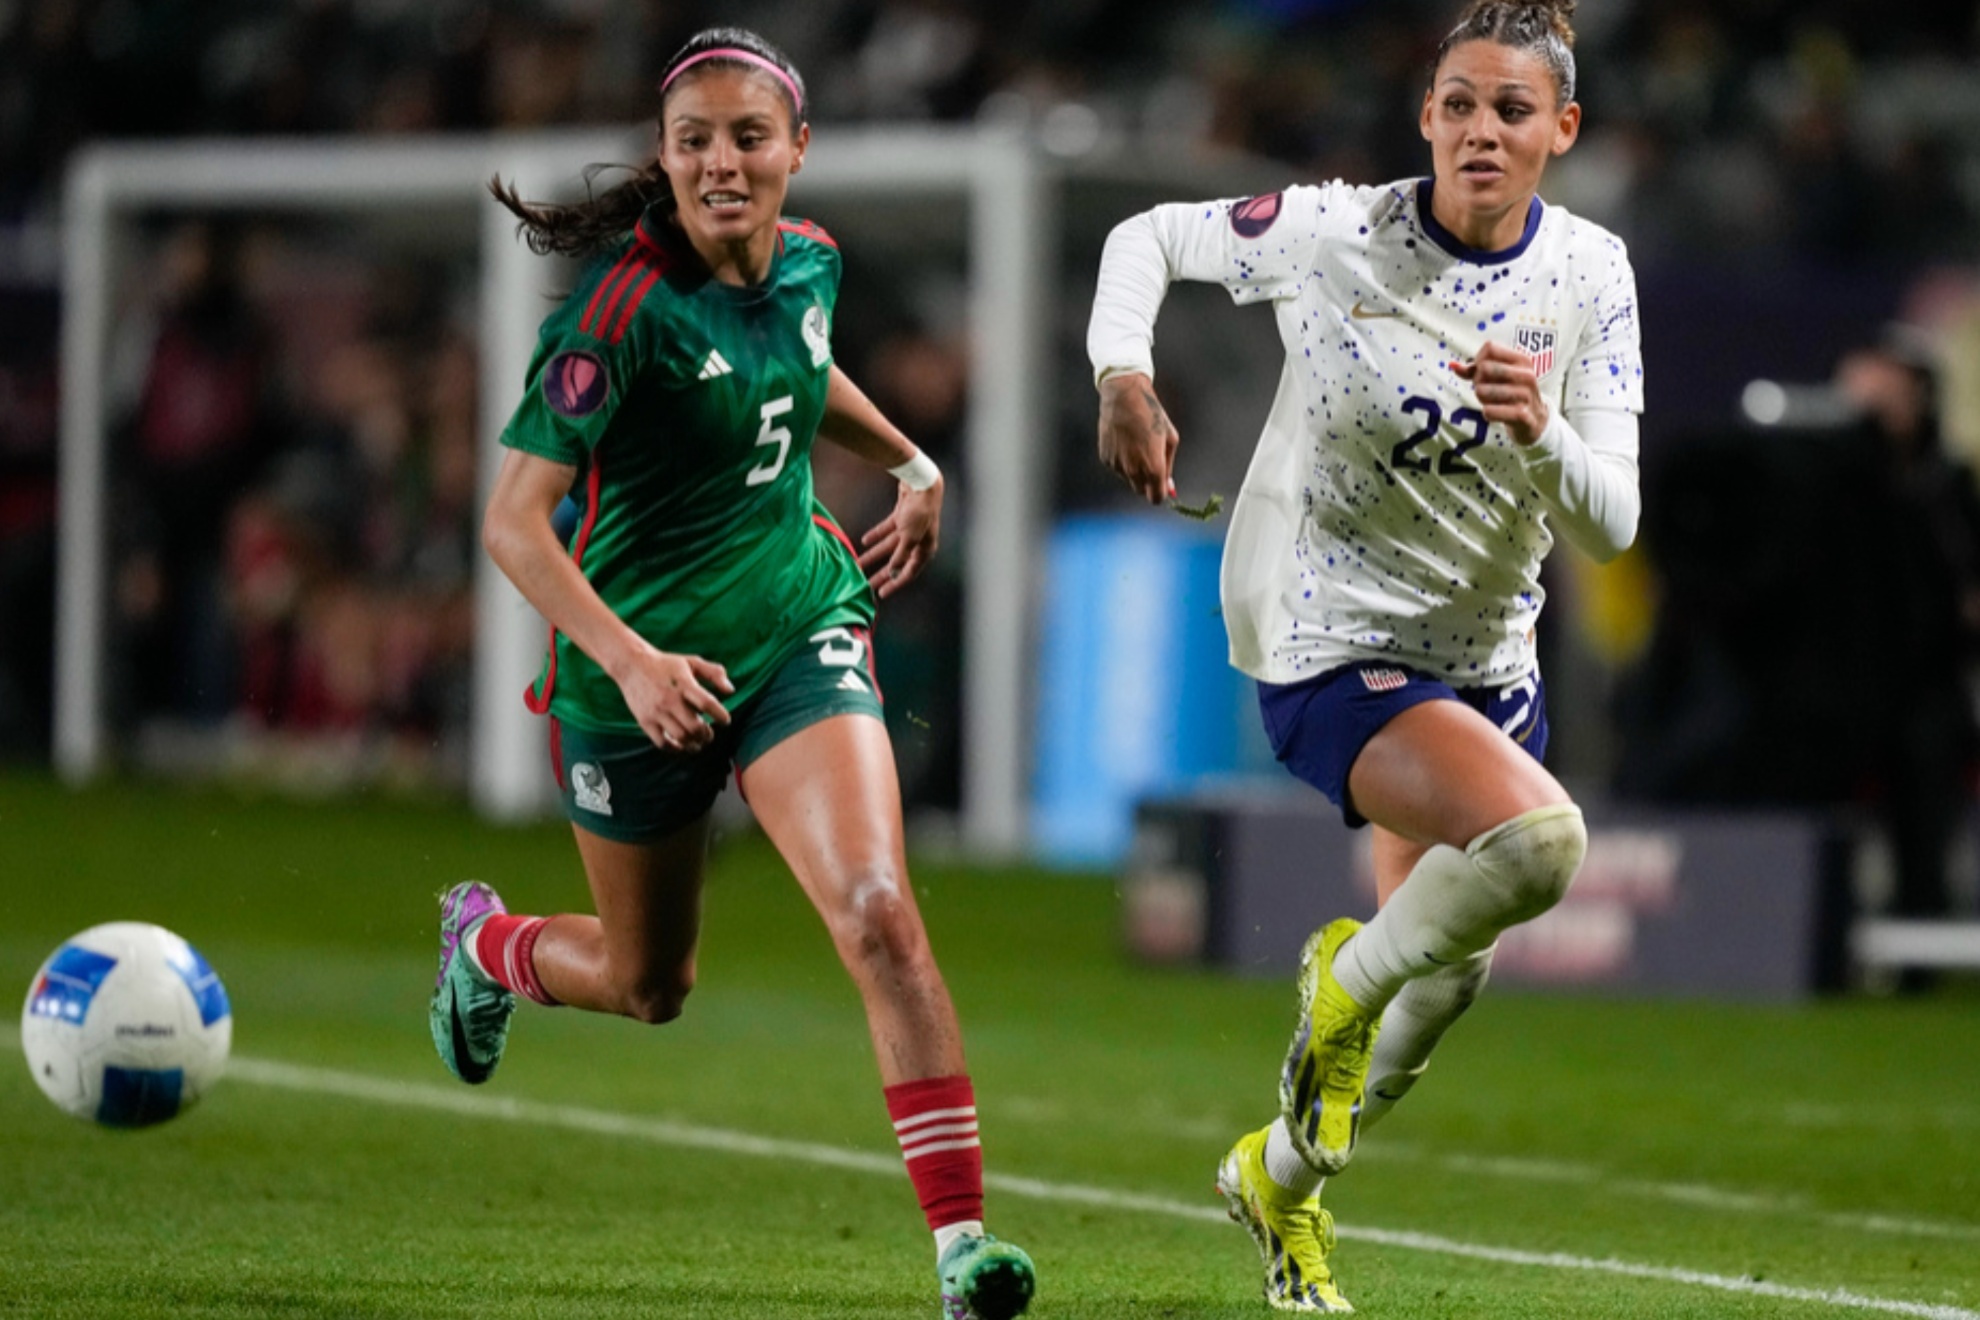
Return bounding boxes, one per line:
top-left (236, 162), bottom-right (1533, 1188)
top-left (1515, 405), bottom-right (1640, 561)
top-left (1087, 191), bottom-right (1320, 505)
top-left (1087, 207), bottom-right (1190, 504)
top-left (481, 448), bottom-right (733, 750)
top-left (1452, 340), bottom-right (1639, 561)
top-left (817, 364), bottom-right (941, 599)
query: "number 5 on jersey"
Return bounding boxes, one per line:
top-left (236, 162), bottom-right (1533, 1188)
top-left (746, 395), bottom-right (796, 487)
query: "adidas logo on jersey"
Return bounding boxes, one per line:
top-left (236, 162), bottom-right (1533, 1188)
top-left (837, 670), bottom-right (869, 694)
top-left (697, 350), bottom-right (733, 380)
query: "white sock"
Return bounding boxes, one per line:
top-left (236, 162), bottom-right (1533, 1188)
top-left (934, 1219), bottom-right (984, 1262)
top-left (1263, 1117), bottom-right (1326, 1198)
top-left (1361, 947), bottom-right (1493, 1131)
top-left (1332, 805), bottom-right (1585, 1014)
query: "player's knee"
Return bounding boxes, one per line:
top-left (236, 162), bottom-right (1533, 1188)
top-left (830, 867), bottom-right (930, 974)
top-left (621, 967), bottom-right (695, 1025)
top-left (1467, 804), bottom-right (1586, 924)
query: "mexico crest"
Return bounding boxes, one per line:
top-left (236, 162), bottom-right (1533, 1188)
top-left (802, 304), bottom-right (832, 369)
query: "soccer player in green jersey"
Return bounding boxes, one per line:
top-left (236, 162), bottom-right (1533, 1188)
top-left (426, 28), bottom-right (1034, 1320)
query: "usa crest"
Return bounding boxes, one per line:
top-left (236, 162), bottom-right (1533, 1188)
top-left (1360, 667), bottom-right (1408, 693)
top-left (1514, 324), bottom-right (1557, 378)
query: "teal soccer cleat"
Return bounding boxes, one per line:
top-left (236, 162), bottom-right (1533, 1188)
top-left (938, 1232), bottom-right (1035, 1320)
top-left (1279, 919), bottom-right (1380, 1175)
top-left (429, 881), bottom-right (515, 1085)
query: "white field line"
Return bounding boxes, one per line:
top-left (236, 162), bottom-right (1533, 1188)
top-left (1359, 1144), bottom-right (1980, 1245)
top-left (215, 1054), bottom-right (1980, 1319)
top-left (4, 1027), bottom-right (1974, 1320)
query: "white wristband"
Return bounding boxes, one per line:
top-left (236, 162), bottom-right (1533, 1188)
top-left (888, 450), bottom-right (941, 492)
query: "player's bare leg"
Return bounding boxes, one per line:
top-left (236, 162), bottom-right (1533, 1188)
top-left (429, 817), bottom-right (709, 1084)
top-left (743, 713), bottom-right (1033, 1320)
top-left (536, 819), bottom-right (710, 1020)
top-left (742, 713), bottom-right (960, 1084)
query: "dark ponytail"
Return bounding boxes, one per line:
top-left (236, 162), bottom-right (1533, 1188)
top-left (1435, 0), bottom-right (1578, 104)
top-left (489, 27), bottom-right (806, 259)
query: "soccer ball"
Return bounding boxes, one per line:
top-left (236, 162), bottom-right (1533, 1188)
top-left (20, 922), bottom-right (232, 1128)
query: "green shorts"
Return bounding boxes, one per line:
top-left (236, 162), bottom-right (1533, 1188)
top-left (548, 624), bottom-right (884, 843)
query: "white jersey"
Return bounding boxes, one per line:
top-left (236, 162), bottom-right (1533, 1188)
top-left (1088, 178), bottom-right (1644, 687)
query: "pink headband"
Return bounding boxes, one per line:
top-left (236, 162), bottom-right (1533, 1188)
top-left (660, 48), bottom-right (803, 115)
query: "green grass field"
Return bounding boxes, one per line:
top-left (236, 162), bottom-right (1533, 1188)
top-left (2, 772), bottom-right (1977, 1319)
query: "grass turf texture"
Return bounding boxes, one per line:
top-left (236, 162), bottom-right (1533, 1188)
top-left (1, 772), bottom-right (1976, 1319)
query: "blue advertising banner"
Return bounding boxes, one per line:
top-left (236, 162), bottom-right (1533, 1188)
top-left (1032, 515), bottom-right (1262, 864)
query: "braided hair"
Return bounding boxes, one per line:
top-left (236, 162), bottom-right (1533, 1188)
top-left (1435, 0), bottom-right (1578, 104)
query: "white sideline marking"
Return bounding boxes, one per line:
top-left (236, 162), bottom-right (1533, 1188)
top-left (4, 1026), bottom-right (1973, 1319)
top-left (211, 1054), bottom-right (1978, 1320)
top-left (1363, 1143), bottom-right (1980, 1244)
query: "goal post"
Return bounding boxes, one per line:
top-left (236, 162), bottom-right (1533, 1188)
top-left (56, 126), bottom-right (1049, 854)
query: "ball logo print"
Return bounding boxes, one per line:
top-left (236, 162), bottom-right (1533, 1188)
top-left (543, 350), bottom-right (610, 418)
top-left (20, 922), bottom-right (232, 1129)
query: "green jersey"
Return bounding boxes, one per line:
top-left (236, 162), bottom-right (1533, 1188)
top-left (500, 205), bottom-right (874, 734)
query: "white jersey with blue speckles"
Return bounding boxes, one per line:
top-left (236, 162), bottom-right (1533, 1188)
top-left (1092, 178), bottom-right (1644, 687)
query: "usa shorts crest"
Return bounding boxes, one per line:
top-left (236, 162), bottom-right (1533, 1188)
top-left (1257, 661), bottom-right (1549, 828)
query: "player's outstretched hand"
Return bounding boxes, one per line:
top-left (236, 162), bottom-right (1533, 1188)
top-left (615, 647), bottom-right (733, 753)
top-left (1452, 340), bottom-right (1549, 446)
top-left (859, 474), bottom-right (942, 600)
top-left (1098, 372), bottom-right (1180, 505)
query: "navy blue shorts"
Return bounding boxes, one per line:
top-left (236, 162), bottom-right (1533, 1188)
top-left (1257, 661), bottom-right (1549, 828)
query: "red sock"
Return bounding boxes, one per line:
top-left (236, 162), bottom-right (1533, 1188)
top-left (885, 1074), bottom-right (984, 1231)
top-left (473, 914), bottom-right (559, 1006)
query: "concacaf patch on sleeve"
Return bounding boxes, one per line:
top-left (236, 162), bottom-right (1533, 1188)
top-left (542, 350), bottom-right (610, 419)
top-left (1230, 192), bottom-right (1283, 239)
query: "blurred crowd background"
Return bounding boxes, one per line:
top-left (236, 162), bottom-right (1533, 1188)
top-left (5, 0), bottom-right (1980, 916)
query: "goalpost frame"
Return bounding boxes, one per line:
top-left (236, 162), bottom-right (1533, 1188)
top-left (57, 126), bottom-right (1049, 854)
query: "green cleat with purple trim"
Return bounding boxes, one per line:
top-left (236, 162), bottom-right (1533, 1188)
top-left (428, 881), bottom-right (515, 1085)
top-left (938, 1232), bottom-right (1035, 1320)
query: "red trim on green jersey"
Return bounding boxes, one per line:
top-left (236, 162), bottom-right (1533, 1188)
top-left (854, 624), bottom-right (882, 702)
top-left (525, 462), bottom-right (606, 715)
top-left (580, 249), bottom-right (644, 337)
top-left (581, 247), bottom-right (670, 344)
top-left (812, 512), bottom-right (857, 560)
top-left (778, 218), bottom-right (838, 250)
top-left (607, 261), bottom-right (665, 345)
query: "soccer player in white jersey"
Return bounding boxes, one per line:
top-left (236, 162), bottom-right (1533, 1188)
top-left (1086, 0), bottom-right (1642, 1310)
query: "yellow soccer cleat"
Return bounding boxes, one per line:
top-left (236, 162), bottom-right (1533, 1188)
top-left (1279, 919), bottom-right (1380, 1175)
top-left (1216, 1126), bottom-right (1353, 1313)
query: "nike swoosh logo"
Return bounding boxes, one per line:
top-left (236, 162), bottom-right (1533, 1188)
top-left (1350, 300), bottom-right (1400, 320)
top-left (449, 996), bottom-right (493, 1085)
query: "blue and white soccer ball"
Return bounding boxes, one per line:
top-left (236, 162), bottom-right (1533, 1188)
top-left (20, 922), bottom-right (232, 1128)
